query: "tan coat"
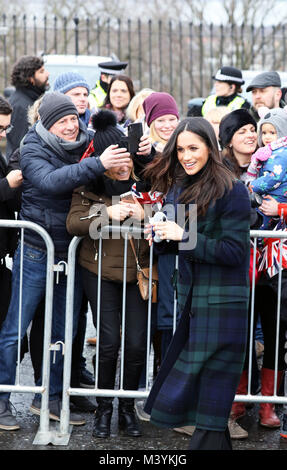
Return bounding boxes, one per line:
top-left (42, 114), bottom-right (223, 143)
top-left (66, 186), bottom-right (150, 283)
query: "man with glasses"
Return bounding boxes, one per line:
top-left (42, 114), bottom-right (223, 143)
top-left (6, 55), bottom-right (50, 161)
top-left (0, 95), bottom-right (23, 334)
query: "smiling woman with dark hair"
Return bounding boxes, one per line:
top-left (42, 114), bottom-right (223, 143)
top-left (143, 117), bottom-right (251, 450)
top-left (102, 74), bottom-right (135, 125)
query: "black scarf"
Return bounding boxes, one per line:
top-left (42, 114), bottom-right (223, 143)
top-left (100, 78), bottom-right (109, 93)
top-left (89, 175), bottom-right (134, 198)
top-left (178, 162), bottom-right (208, 191)
top-left (216, 92), bottom-right (238, 106)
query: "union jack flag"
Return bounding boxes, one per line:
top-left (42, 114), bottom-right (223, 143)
top-left (258, 217), bottom-right (287, 277)
top-left (131, 183), bottom-right (163, 206)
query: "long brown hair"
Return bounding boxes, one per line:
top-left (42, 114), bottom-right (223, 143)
top-left (144, 117), bottom-right (235, 217)
top-left (221, 146), bottom-right (243, 178)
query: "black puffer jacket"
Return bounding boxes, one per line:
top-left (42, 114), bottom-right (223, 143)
top-left (0, 153), bottom-right (21, 259)
top-left (6, 85), bottom-right (43, 160)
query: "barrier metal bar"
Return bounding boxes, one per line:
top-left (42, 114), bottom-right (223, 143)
top-left (59, 234), bottom-right (82, 442)
top-left (0, 220), bottom-right (55, 445)
top-left (16, 228), bottom-right (24, 388)
top-left (145, 242), bottom-right (154, 389)
top-left (119, 234), bottom-right (128, 390)
top-left (95, 234), bottom-right (102, 390)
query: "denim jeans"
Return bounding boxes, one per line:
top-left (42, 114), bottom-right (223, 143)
top-left (0, 243), bottom-right (83, 401)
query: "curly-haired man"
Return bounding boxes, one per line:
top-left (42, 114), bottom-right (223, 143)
top-left (6, 55), bottom-right (49, 160)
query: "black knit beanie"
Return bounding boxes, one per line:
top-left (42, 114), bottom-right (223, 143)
top-left (38, 92), bottom-right (79, 130)
top-left (91, 109), bottom-right (125, 154)
top-left (219, 109), bottom-right (257, 148)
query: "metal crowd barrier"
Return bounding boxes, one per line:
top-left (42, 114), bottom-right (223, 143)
top-left (0, 220), bottom-right (56, 445)
top-left (58, 227), bottom-right (287, 445)
top-left (234, 229), bottom-right (287, 407)
top-left (1, 220), bottom-right (287, 446)
top-left (59, 225), bottom-right (159, 444)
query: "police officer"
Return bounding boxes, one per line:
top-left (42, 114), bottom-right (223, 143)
top-left (89, 60), bottom-right (128, 111)
top-left (201, 66), bottom-right (250, 117)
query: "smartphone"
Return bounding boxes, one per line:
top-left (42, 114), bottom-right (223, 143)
top-left (118, 135), bottom-right (130, 151)
top-left (120, 191), bottom-right (136, 204)
top-left (127, 122), bottom-right (143, 154)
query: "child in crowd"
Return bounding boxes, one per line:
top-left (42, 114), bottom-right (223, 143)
top-left (247, 107), bottom-right (287, 229)
top-left (204, 106), bottom-right (229, 142)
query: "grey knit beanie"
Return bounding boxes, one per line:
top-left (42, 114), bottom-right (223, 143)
top-left (53, 72), bottom-right (90, 94)
top-left (38, 92), bottom-right (79, 130)
top-left (257, 107), bottom-right (287, 146)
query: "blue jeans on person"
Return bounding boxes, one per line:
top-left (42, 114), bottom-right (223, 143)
top-left (0, 243), bottom-right (83, 402)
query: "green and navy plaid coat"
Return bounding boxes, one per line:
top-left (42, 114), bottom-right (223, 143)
top-left (145, 180), bottom-right (251, 432)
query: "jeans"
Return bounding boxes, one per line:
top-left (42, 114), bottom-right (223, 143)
top-left (0, 243), bottom-right (83, 401)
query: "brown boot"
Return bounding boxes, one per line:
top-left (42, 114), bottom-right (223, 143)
top-left (230, 370), bottom-right (248, 420)
top-left (259, 368), bottom-right (284, 428)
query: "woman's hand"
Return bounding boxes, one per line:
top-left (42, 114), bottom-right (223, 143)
top-left (100, 144), bottom-right (131, 169)
top-left (136, 135), bottom-right (152, 156)
top-left (107, 199), bottom-right (144, 222)
top-left (259, 195), bottom-right (279, 216)
top-left (6, 169), bottom-right (23, 188)
top-left (145, 220), bottom-right (184, 246)
top-left (119, 197), bottom-right (144, 221)
top-left (107, 203), bottom-right (131, 221)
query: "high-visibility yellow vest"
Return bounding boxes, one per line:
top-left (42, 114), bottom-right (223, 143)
top-left (201, 94), bottom-right (246, 117)
top-left (89, 80), bottom-right (107, 109)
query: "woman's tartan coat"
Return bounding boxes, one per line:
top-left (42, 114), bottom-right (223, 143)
top-left (145, 180), bottom-right (251, 431)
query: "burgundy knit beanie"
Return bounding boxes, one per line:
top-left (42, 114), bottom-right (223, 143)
top-left (143, 92), bottom-right (179, 126)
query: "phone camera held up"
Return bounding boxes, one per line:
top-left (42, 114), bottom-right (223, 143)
top-left (118, 122), bottom-right (143, 155)
top-left (249, 191), bottom-right (263, 208)
top-left (149, 212), bottom-right (167, 243)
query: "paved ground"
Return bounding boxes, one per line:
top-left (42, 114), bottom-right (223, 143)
top-left (2, 386), bottom-right (287, 452)
top-left (1, 311), bottom-right (287, 454)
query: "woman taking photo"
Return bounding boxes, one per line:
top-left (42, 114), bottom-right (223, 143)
top-left (143, 117), bottom-right (251, 450)
top-left (102, 75), bottom-right (135, 125)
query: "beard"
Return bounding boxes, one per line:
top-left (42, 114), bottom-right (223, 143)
top-left (33, 77), bottom-right (50, 92)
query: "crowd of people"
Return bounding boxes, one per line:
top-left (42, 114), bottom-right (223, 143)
top-left (0, 55), bottom-right (287, 450)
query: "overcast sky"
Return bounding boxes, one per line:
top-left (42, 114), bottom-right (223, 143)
top-left (19, 0), bottom-right (287, 25)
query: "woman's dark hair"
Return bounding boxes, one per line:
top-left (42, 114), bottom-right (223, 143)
top-left (144, 117), bottom-right (234, 217)
top-left (11, 55), bottom-right (44, 87)
top-left (103, 74), bottom-right (135, 110)
top-left (221, 146), bottom-right (242, 178)
top-left (234, 84), bottom-right (243, 94)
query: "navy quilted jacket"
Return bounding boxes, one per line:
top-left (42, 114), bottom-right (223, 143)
top-left (19, 125), bottom-right (106, 255)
